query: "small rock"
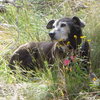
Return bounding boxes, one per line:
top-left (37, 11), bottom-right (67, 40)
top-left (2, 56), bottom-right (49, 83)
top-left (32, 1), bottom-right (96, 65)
top-left (89, 72), bottom-right (100, 87)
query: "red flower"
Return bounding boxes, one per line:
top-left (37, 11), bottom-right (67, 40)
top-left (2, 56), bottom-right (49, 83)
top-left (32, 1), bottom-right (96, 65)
top-left (70, 56), bottom-right (76, 61)
top-left (63, 59), bottom-right (70, 66)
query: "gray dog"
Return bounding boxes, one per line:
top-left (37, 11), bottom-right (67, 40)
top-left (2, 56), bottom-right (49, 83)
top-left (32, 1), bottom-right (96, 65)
top-left (9, 16), bottom-right (90, 73)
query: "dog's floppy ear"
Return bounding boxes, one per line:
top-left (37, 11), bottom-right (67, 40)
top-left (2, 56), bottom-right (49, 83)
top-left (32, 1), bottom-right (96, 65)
top-left (46, 20), bottom-right (55, 29)
top-left (72, 16), bottom-right (85, 27)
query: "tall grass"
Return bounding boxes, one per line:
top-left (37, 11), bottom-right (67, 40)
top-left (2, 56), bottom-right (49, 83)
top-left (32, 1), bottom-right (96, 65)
top-left (0, 0), bottom-right (100, 100)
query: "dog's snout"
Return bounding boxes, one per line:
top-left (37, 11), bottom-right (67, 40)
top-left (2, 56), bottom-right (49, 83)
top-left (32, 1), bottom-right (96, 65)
top-left (49, 33), bottom-right (55, 38)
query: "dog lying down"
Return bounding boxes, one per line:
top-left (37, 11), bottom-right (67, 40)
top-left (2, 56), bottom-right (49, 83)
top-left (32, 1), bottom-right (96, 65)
top-left (9, 16), bottom-right (90, 73)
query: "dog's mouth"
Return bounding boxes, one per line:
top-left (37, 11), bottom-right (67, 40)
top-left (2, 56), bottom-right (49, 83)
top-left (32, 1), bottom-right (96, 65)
top-left (51, 38), bottom-right (67, 43)
top-left (50, 37), bottom-right (56, 41)
top-left (50, 34), bottom-right (68, 42)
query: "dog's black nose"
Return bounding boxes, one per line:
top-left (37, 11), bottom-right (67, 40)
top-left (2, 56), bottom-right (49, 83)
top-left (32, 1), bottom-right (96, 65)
top-left (49, 33), bottom-right (55, 38)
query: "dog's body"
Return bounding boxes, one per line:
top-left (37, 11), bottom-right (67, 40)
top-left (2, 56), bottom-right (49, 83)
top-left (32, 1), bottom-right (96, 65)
top-left (9, 41), bottom-right (71, 70)
top-left (9, 16), bottom-right (90, 73)
top-left (9, 42), bottom-right (55, 70)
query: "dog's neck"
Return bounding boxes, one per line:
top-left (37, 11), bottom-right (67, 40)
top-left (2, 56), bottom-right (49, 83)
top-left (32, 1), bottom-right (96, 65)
top-left (56, 39), bottom-right (73, 50)
top-left (55, 37), bottom-right (80, 55)
top-left (52, 39), bottom-right (79, 59)
top-left (54, 40), bottom-right (71, 54)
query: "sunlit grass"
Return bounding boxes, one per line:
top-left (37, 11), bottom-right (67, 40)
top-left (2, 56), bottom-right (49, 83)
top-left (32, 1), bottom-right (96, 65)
top-left (0, 0), bottom-right (99, 100)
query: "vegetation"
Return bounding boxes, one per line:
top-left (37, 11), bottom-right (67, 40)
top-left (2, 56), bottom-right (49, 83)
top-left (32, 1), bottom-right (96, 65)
top-left (0, 0), bottom-right (100, 100)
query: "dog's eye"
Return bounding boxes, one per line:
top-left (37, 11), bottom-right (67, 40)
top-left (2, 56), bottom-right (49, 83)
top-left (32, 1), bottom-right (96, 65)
top-left (61, 24), bottom-right (66, 27)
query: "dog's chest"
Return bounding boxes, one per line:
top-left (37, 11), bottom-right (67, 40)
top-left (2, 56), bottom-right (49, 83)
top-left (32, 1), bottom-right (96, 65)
top-left (54, 45), bottom-right (71, 59)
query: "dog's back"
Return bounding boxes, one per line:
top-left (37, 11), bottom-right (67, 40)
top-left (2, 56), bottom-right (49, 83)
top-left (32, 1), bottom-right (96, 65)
top-left (9, 41), bottom-right (55, 71)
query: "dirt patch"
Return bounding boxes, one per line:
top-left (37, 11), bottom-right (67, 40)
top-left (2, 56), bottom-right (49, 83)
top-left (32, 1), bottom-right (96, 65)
top-left (0, 82), bottom-right (49, 100)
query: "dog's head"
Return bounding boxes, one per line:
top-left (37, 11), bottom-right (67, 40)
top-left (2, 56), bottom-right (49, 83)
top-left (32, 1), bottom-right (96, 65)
top-left (46, 16), bottom-right (85, 42)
